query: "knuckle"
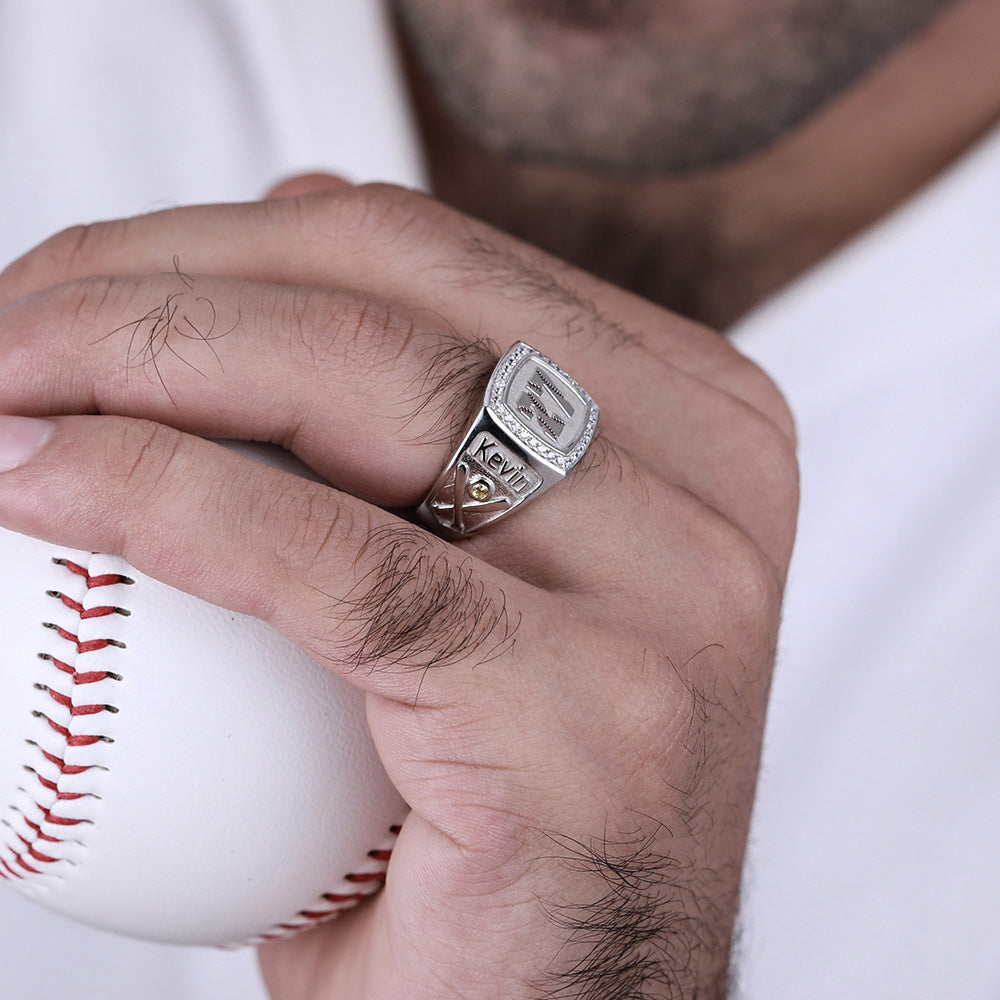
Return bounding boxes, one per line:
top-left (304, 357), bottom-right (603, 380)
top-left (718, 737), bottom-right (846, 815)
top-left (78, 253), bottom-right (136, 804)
top-left (748, 365), bottom-right (797, 446)
top-left (278, 286), bottom-right (434, 389)
top-left (572, 436), bottom-right (650, 498)
top-left (766, 382), bottom-right (797, 446)
top-left (766, 437), bottom-right (801, 524)
top-left (2, 221), bottom-right (122, 296)
top-left (743, 409), bottom-right (800, 513)
top-left (704, 521), bottom-right (784, 654)
top-left (304, 181), bottom-right (445, 253)
top-left (4, 276), bottom-right (146, 355)
top-left (49, 222), bottom-right (102, 274)
top-left (1, 275), bottom-right (132, 365)
top-left (110, 420), bottom-right (187, 505)
top-left (727, 351), bottom-right (798, 446)
top-left (63, 274), bottom-right (127, 329)
top-left (8, 274), bottom-right (141, 348)
top-left (264, 480), bottom-right (357, 579)
top-left (734, 409), bottom-right (801, 567)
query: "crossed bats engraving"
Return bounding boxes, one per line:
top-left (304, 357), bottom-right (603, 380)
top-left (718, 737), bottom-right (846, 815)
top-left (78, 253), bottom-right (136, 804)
top-left (429, 461), bottom-right (511, 534)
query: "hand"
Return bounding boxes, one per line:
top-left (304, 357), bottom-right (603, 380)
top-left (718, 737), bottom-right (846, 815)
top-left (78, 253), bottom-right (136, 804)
top-left (0, 183), bottom-right (797, 998)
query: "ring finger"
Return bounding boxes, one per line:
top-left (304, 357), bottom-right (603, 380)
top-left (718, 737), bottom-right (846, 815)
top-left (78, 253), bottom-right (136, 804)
top-left (0, 271), bottom-right (795, 575)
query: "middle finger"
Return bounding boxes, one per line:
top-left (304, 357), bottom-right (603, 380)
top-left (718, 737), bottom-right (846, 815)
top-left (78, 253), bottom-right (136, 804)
top-left (0, 187), bottom-right (793, 439)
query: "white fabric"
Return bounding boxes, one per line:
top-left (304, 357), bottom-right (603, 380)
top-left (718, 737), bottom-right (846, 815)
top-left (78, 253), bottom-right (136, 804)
top-left (1, 1), bottom-right (998, 997)
top-left (0, 0), bottom-right (422, 264)
top-left (732, 126), bottom-right (1000, 997)
top-left (0, 2), bottom-right (419, 998)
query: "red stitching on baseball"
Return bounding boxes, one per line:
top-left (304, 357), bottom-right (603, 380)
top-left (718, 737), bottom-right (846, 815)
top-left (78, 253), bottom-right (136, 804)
top-left (44, 657), bottom-right (123, 686)
top-left (1, 557), bottom-right (130, 883)
top-left (27, 772), bottom-right (86, 801)
top-left (46, 624), bottom-right (117, 655)
top-left (60, 560), bottom-right (134, 591)
top-left (20, 815), bottom-right (66, 840)
top-left (32, 745), bottom-right (94, 776)
top-left (37, 685), bottom-right (111, 717)
top-left (244, 826), bottom-right (400, 945)
top-left (58, 594), bottom-right (122, 620)
top-left (5, 556), bottom-right (399, 942)
top-left (344, 870), bottom-right (387, 884)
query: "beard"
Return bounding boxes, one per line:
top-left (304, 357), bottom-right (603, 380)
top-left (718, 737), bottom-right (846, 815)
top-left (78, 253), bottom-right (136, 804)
top-left (394, 0), bottom-right (955, 173)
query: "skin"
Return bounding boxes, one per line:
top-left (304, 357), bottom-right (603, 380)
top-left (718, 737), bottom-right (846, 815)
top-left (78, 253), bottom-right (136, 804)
top-left (393, 0), bottom-right (954, 172)
top-left (0, 0), bottom-right (997, 997)
top-left (398, 0), bottom-right (1000, 325)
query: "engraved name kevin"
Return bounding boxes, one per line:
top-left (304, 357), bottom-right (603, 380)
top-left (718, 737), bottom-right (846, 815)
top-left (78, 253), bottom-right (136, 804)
top-left (470, 433), bottom-right (538, 496)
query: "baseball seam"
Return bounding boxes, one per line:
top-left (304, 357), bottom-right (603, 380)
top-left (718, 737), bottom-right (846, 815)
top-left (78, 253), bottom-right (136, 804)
top-left (0, 557), bottom-right (130, 884)
top-left (244, 822), bottom-right (402, 945)
top-left (2, 553), bottom-right (401, 942)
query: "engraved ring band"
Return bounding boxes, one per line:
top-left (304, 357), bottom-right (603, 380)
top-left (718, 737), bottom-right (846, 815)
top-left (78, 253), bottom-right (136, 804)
top-left (416, 342), bottom-right (600, 538)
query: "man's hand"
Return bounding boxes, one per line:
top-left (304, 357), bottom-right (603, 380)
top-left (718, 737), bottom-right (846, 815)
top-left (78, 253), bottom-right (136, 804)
top-left (0, 183), bottom-right (797, 998)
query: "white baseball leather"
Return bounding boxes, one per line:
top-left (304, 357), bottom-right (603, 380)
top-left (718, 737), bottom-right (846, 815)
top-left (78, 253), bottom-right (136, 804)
top-left (0, 446), bottom-right (408, 947)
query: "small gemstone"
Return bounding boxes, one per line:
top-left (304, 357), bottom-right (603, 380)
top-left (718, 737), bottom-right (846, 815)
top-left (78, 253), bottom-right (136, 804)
top-left (469, 481), bottom-right (491, 501)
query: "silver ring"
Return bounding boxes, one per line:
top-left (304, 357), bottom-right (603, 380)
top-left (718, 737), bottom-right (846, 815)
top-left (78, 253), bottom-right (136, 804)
top-left (416, 342), bottom-right (599, 538)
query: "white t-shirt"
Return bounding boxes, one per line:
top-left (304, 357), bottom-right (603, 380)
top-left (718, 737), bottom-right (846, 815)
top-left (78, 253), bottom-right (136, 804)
top-left (1, 3), bottom-right (997, 998)
top-left (733, 124), bottom-right (1000, 997)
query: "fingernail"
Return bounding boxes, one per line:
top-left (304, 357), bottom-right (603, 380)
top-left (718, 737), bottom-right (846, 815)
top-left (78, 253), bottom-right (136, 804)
top-left (0, 415), bottom-right (55, 472)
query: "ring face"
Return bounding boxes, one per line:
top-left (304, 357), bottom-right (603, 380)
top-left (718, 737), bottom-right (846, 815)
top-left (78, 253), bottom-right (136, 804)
top-left (417, 343), bottom-right (599, 539)
top-left (487, 343), bottom-right (599, 470)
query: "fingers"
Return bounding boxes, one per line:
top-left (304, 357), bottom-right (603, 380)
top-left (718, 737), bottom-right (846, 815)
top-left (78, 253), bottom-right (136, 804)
top-left (0, 414), bottom-right (531, 707)
top-left (0, 413), bottom-right (769, 713)
top-left (0, 272), bottom-right (498, 506)
top-left (0, 184), bottom-right (797, 583)
top-left (0, 269), bottom-right (796, 574)
top-left (0, 186), bottom-right (794, 441)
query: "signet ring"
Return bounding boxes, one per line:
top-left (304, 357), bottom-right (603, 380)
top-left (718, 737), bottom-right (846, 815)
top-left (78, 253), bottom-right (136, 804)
top-left (416, 342), bottom-right (599, 539)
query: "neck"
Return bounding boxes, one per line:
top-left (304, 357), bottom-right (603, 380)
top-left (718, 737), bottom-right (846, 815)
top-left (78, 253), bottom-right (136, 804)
top-left (400, 0), bottom-right (1000, 328)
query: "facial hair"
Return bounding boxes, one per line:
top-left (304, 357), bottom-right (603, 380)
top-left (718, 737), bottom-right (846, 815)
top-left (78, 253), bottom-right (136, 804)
top-left (394, 0), bottom-right (956, 173)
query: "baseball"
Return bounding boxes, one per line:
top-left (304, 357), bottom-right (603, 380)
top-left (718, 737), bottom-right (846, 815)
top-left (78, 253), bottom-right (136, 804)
top-left (0, 444), bottom-right (408, 947)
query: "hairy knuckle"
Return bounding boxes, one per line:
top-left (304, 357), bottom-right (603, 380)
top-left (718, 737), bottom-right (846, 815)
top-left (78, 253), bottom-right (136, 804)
top-left (336, 524), bottom-right (517, 676)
